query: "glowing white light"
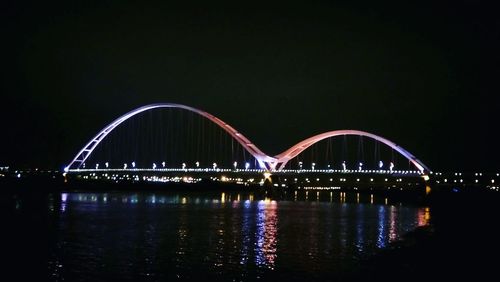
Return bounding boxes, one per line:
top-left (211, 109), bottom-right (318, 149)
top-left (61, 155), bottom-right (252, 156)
top-left (105, 162), bottom-right (109, 168)
top-left (245, 162), bottom-right (250, 170)
top-left (196, 161), bottom-right (200, 168)
top-left (153, 163), bottom-right (157, 169)
top-left (299, 161), bottom-right (303, 169)
top-left (233, 161), bottom-right (237, 169)
top-left (162, 162), bottom-right (166, 168)
top-left (123, 163), bottom-right (127, 169)
top-left (182, 163), bottom-right (186, 169)
top-left (379, 161), bottom-right (383, 168)
top-left (213, 162), bottom-right (217, 169)
top-left (389, 162), bottom-right (394, 172)
top-left (312, 162), bottom-right (316, 170)
top-left (263, 172), bottom-right (272, 179)
top-left (342, 161), bottom-right (346, 171)
top-left (96, 163), bottom-right (99, 169)
top-left (358, 162), bottom-right (363, 171)
top-left (132, 162), bottom-right (136, 168)
top-left (64, 166), bottom-right (69, 173)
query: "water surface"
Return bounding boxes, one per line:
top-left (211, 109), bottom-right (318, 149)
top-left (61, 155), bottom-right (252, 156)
top-left (47, 191), bottom-right (430, 281)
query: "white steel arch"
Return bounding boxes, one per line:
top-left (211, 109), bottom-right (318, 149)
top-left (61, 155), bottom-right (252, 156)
top-left (272, 130), bottom-right (430, 172)
top-left (65, 103), bottom-right (276, 171)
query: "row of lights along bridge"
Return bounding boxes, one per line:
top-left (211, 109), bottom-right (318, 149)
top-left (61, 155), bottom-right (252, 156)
top-left (77, 160), bottom-right (419, 174)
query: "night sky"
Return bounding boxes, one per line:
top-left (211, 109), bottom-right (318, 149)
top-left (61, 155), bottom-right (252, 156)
top-left (1, 0), bottom-right (499, 171)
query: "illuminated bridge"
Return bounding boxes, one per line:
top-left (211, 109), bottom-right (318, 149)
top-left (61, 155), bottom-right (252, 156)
top-left (65, 103), bottom-right (430, 189)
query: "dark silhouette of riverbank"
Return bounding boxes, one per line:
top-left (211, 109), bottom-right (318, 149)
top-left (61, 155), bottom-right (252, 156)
top-left (347, 192), bottom-right (500, 281)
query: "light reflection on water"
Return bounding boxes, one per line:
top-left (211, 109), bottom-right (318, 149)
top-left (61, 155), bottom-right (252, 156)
top-left (255, 200), bottom-right (278, 269)
top-left (48, 191), bottom-right (430, 281)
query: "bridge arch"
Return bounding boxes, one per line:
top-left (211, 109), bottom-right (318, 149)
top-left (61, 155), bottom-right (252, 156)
top-left (65, 103), bottom-right (276, 171)
top-left (272, 130), bottom-right (430, 172)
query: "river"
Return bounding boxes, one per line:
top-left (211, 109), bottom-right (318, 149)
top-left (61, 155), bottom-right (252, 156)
top-left (41, 191), bottom-right (429, 281)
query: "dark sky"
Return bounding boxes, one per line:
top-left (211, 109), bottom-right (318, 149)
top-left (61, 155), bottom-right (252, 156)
top-left (1, 0), bottom-right (499, 171)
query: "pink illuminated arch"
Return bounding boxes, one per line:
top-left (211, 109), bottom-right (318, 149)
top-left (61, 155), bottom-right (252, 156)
top-left (272, 130), bottom-right (429, 172)
top-left (65, 103), bottom-right (276, 170)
